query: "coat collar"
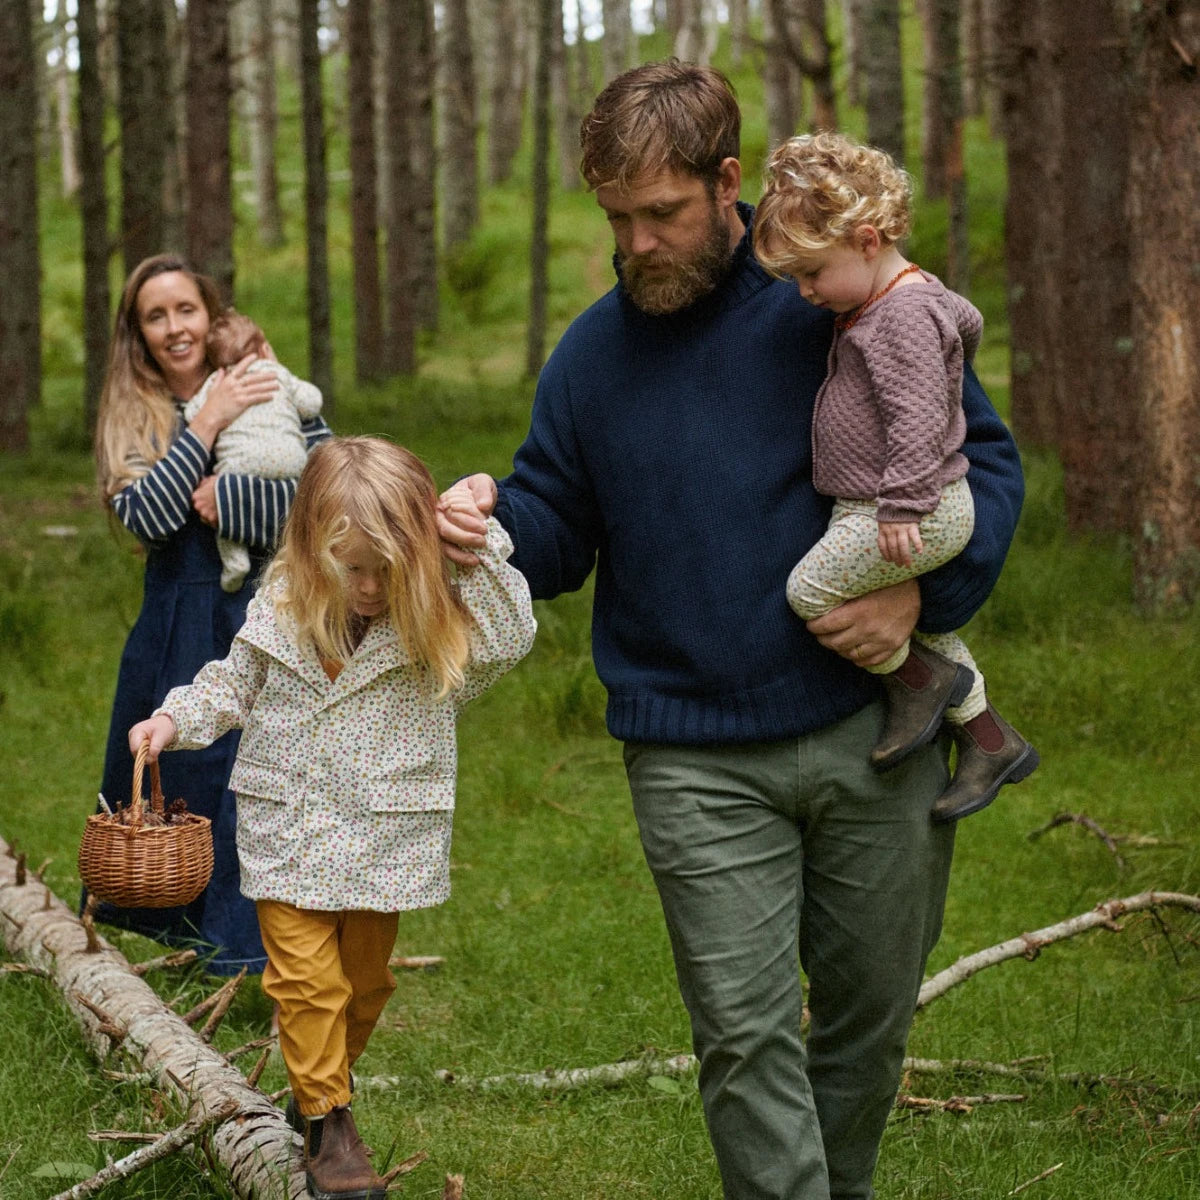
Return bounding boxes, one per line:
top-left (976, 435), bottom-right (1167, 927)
top-left (239, 593), bottom-right (412, 707)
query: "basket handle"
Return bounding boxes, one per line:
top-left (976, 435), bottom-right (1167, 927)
top-left (130, 739), bottom-right (166, 825)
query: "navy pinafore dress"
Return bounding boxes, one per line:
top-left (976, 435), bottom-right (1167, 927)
top-left (94, 511), bottom-right (269, 975)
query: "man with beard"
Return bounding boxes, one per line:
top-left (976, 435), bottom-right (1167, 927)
top-left (438, 61), bottom-right (1025, 1200)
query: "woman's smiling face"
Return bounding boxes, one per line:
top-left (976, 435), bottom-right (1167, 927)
top-left (135, 271), bottom-right (212, 397)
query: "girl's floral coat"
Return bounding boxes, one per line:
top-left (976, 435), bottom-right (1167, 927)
top-left (156, 520), bottom-right (535, 913)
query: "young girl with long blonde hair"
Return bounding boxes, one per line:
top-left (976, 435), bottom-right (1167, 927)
top-left (130, 436), bottom-right (536, 1199)
top-left (754, 131), bottom-right (1037, 823)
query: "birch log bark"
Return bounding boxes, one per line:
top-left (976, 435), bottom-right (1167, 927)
top-left (0, 835), bottom-right (308, 1198)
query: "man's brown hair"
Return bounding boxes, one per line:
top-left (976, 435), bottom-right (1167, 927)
top-left (579, 59), bottom-right (741, 192)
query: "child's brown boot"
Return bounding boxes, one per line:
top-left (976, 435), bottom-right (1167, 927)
top-left (304, 1106), bottom-right (387, 1200)
top-left (930, 705), bottom-right (1039, 824)
top-left (870, 642), bottom-right (974, 772)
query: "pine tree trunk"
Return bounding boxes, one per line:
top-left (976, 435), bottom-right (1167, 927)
top-left (527, 0), bottom-right (553, 376)
top-left (382, 0), bottom-right (416, 374)
top-left (51, 0), bottom-right (80, 197)
top-left (841, 0), bottom-right (865, 107)
top-left (574, 0), bottom-right (593, 111)
top-left (347, 0), bottom-right (385, 382)
top-left (439, 0), bottom-right (480, 251)
top-left (551, 0), bottom-right (581, 191)
top-left (1129, 1), bottom-right (1200, 608)
top-left (918, 0), bottom-right (946, 200)
top-left (923, 0), bottom-right (968, 292)
top-left (248, 0), bottom-right (285, 247)
top-left (763, 0), bottom-right (801, 150)
top-left (408, 0), bottom-right (439, 331)
top-left (0, 0), bottom-right (40, 449)
top-left (78, 0), bottom-right (111, 436)
top-left (602, 0), bottom-right (631, 82)
top-left (801, 0), bottom-right (836, 132)
top-left (162, 0), bottom-right (186, 254)
top-left (863, 0), bottom-right (905, 165)
top-left (299, 0), bottom-right (335, 404)
top-left (673, 0), bottom-right (705, 63)
top-left (961, 0), bottom-right (983, 117)
top-left (486, 0), bottom-right (525, 185)
top-left (186, 0), bottom-right (235, 301)
top-left (117, 0), bottom-right (168, 273)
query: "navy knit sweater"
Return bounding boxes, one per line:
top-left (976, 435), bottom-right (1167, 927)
top-left (495, 206), bottom-right (1025, 745)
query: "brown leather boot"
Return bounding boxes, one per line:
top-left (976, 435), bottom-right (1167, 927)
top-left (304, 1106), bottom-right (387, 1200)
top-left (870, 642), bottom-right (975, 772)
top-left (930, 706), bottom-right (1039, 824)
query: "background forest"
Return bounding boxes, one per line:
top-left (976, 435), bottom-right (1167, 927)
top-left (1, 0), bottom-right (1199, 1197)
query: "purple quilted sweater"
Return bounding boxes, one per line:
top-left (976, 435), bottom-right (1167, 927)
top-left (812, 270), bottom-right (983, 523)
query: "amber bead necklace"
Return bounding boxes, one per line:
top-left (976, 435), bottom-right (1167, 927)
top-left (834, 263), bottom-right (923, 332)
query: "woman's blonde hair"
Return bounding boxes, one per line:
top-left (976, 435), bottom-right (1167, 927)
top-left (94, 254), bottom-right (224, 500)
top-left (754, 132), bottom-right (913, 277)
top-left (262, 437), bottom-right (473, 696)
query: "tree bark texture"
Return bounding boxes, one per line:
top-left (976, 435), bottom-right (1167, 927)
top-left (527, 0), bottom-right (553, 376)
top-left (920, 0), bottom-right (968, 292)
top-left (161, 0), bottom-right (187, 254)
top-left (551, 0), bottom-right (581, 191)
top-left (0, 0), bottom-right (40, 449)
top-left (248, 0), bottom-right (285, 248)
top-left (77, 0), bottom-right (111, 436)
top-left (863, 0), bottom-right (905, 165)
top-left (603, 0), bottom-right (633, 81)
top-left (763, 0), bottom-right (802, 152)
top-left (407, 0), bottom-right (440, 331)
top-left (673, 0), bottom-right (706, 64)
top-left (51, 0), bottom-right (81, 197)
top-left (299, 0), bottom-right (335, 404)
top-left (486, 0), bottom-right (526, 185)
top-left (999, 0), bottom-right (1137, 533)
top-left (347, 0), bottom-right (385, 382)
top-left (439, 0), bottom-right (480, 250)
top-left (840, 0), bottom-right (865, 106)
top-left (117, 0), bottom-right (168, 275)
top-left (1128, 0), bottom-right (1200, 608)
top-left (383, 0), bottom-right (417, 374)
top-left (770, 0), bottom-right (838, 134)
top-left (0, 837), bottom-right (309, 1198)
top-left (185, 0), bottom-right (236, 301)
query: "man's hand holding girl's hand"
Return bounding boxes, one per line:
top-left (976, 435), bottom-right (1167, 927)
top-left (128, 714), bottom-right (177, 761)
top-left (437, 474), bottom-right (498, 566)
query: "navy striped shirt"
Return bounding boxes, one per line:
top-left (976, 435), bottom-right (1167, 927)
top-left (111, 415), bottom-right (332, 548)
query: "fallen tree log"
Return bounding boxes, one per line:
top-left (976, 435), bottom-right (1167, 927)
top-left (0, 833), bottom-right (308, 1199)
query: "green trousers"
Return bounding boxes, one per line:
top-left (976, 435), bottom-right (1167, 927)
top-left (624, 701), bottom-right (955, 1200)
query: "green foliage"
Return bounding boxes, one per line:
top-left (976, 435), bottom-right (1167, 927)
top-left (1, 23), bottom-right (1197, 1200)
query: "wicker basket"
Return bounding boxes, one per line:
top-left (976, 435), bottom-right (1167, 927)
top-left (78, 741), bottom-right (214, 909)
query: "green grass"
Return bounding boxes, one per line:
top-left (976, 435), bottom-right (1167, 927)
top-left (2, 26), bottom-right (1199, 1200)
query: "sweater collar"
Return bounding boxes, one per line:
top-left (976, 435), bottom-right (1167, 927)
top-left (612, 201), bottom-right (774, 321)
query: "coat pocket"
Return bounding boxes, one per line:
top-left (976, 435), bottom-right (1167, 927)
top-left (366, 767), bottom-right (455, 813)
top-left (229, 757), bottom-right (292, 802)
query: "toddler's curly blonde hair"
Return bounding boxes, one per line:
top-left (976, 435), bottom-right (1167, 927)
top-left (754, 132), bottom-right (913, 277)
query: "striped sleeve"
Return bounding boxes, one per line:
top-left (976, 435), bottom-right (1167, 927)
top-left (109, 429), bottom-right (211, 542)
top-left (214, 417), bottom-right (334, 551)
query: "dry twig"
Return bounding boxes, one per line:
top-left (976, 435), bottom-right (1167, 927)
top-left (442, 1174), bottom-right (465, 1200)
top-left (47, 1099), bottom-right (238, 1200)
top-left (1007, 1161), bottom-right (1064, 1195)
top-left (895, 1092), bottom-right (1025, 1113)
top-left (380, 1149), bottom-right (429, 1185)
top-left (129, 949), bottom-right (199, 976)
top-left (389, 955), bottom-right (445, 971)
top-left (918, 892), bottom-right (1200, 1008)
top-left (1028, 812), bottom-right (1127, 869)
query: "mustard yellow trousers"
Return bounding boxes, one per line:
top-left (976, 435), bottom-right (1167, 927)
top-left (256, 900), bottom-right (399, 1117)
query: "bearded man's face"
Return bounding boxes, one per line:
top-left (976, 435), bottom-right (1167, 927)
top-left (596, 169), bottom-right (737, 314)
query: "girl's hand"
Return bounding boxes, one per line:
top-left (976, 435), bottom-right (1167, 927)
top-left (128, 715), bottom-right (177, 760)
top-left (877, 520), bottom-right (923, 567)
top-left (192, 476), bottom-right (218, 525)
top-left (437, 474), bottom-right (497, 566)
top-left (187, 355), bottom-right (277, 446)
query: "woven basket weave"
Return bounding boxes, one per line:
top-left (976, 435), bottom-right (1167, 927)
top-left (78, 741), bottom-right (214, 909)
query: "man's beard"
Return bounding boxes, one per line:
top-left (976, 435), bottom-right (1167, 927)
top-left (619, 204), bottom-right (733, 315)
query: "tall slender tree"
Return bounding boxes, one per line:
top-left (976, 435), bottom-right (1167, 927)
top-left (347, 0), bottom-right (384, 381)
top-left (78, 0), bottom-right (111, 433)
top-left (602, 0), bottom-right (632, 81)
top-left (408, 0), bottom-right (439, 330)
top-left (117, 0), bottom-right (168, 273)
top-left (0, 0), bottom-right (40, 449)
top-left (298, 0), bottom-right (335, 404)
top-left (382, 0), bottom-right (416, 374)
top-left (439, 0), bottom-right (480, 250)
top-left (527, 0), bottom-right (553, 376)
top-left (863, 0), bottom-right (905, 165)
top-left (247, 0), bottom-right (285, 247)
top-left (486, 0), bottom-right (525, 184)
top-left (185, 0), bottom-right (235, 300)
top-left (1129, 1), bottom-right (1200, 608)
